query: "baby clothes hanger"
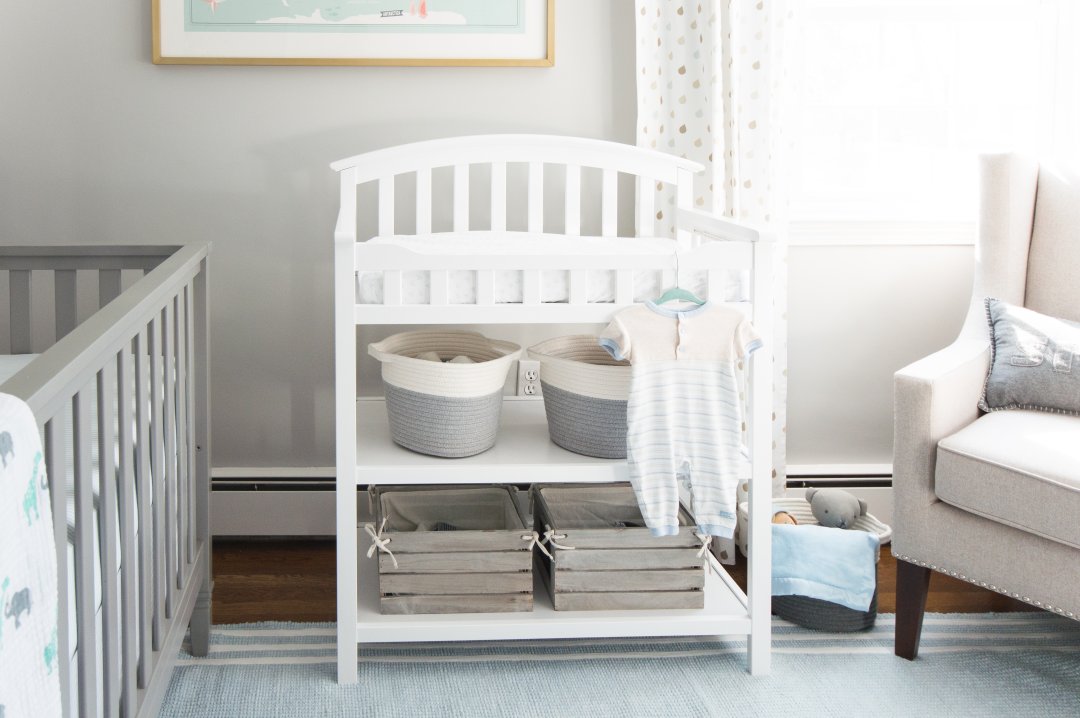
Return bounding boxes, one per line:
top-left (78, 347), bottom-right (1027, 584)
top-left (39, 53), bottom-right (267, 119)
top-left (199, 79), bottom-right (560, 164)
top-left (655, 245), bottom-right (705, 305)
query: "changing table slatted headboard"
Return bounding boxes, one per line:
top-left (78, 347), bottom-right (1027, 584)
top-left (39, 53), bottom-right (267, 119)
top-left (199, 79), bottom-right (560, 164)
top-left (330, 134), bottom-right (773, 323)
top-left (331, 134), bottom-right (703, 245)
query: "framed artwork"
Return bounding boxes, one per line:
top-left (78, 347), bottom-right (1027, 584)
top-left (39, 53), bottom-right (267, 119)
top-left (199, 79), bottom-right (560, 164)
top-left (152, 0), bottom-right (554, 66)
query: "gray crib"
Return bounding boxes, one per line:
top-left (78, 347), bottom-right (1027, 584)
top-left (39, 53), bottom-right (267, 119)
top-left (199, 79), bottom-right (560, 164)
top-left (0, 244), bottom-right (212, 718)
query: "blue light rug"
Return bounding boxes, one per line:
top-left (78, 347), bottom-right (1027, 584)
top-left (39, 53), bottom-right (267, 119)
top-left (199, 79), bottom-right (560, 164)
top-left (163, 613), bottom-right (1080, 717)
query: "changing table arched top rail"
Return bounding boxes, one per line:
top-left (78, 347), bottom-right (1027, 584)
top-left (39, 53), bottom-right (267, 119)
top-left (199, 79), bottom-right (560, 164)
top-left (331, 135), bottom-right (770, 324)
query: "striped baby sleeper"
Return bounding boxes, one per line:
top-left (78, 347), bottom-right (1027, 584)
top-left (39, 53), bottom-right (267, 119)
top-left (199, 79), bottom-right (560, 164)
top-left (599, 301), bottom-right (762, 538)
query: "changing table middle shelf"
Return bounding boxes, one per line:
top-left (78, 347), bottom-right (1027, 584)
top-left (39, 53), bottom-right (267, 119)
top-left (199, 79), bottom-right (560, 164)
top-left (354, 396), bottom-right (629, 485)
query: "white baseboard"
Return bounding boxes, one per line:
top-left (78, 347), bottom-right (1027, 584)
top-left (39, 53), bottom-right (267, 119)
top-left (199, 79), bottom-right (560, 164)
top-left (212, 490), bottom-right (336, 537)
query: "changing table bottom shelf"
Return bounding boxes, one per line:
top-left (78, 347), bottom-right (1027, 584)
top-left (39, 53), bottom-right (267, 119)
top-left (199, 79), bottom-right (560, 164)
top-left (355, 544), bottom-right (752, 643)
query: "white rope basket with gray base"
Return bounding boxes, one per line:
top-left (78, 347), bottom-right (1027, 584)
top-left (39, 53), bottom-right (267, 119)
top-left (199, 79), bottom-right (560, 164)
top-left (528, 335), bottom-right (631, 459)
top-left (369, 331), bottom-right (521, 458)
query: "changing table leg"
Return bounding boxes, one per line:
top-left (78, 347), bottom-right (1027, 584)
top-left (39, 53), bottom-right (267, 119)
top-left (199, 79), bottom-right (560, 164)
top-left (335, 231), bottom-right (359, 684)
top-left (746, 237), bottom-right (774, 676)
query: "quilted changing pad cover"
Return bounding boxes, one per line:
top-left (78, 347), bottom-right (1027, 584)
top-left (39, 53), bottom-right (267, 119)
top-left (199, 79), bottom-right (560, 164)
top-left (356, 232), bottom-right (748, 304)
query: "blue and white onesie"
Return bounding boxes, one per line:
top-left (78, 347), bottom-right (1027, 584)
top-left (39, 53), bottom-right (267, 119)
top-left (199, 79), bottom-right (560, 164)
top-left (599, 301), bottom-right (762, 538)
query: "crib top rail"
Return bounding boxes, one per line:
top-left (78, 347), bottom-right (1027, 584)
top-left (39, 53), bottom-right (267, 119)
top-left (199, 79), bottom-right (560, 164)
top-left (0, 244), bottom-right (180, 271)
top-left (1, 243), bottom-right (210, 421)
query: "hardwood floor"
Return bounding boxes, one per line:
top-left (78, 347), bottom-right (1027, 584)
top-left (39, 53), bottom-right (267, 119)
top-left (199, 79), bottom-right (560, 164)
top-left (211, 539), bottom-right (1035, 624)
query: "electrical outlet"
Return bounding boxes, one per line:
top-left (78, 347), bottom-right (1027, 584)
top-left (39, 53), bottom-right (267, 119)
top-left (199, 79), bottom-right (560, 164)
top-left (516, 359), bottom-right (542, 398)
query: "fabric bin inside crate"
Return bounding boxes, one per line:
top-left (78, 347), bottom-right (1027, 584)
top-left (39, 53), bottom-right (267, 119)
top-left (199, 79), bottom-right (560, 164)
top-left (533, 485), bottom-right (706, 611)
top-left (368, 331), bottom-right (521, 458)
top-left (370, 486), bottom-right (535, 615)
top-left (528, 335), bottom-right (630, 459)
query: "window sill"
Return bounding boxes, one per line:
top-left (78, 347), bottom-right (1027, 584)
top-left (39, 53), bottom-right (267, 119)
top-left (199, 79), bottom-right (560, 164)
top-left (788, 220), bottom-right (976, 247)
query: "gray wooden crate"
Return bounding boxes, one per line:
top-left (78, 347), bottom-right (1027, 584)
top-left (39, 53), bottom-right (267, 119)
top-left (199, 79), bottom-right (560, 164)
top-left (370, 486), bottom-right (534, 614)
top-left (532, 484), bottom-right (706, 611)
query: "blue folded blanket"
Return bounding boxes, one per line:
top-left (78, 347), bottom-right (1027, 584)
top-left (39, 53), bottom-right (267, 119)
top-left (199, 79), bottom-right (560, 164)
top-left (772, 524), bottom-right (879, 612)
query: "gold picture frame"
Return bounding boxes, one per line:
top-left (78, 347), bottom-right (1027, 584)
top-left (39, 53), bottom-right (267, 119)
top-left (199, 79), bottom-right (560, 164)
top-left (152, 0), bottom-right (552, 67)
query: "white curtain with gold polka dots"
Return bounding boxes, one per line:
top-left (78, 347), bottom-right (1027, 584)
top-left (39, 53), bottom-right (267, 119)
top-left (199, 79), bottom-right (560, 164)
top-left (635, 0), bottom-right (792, 559)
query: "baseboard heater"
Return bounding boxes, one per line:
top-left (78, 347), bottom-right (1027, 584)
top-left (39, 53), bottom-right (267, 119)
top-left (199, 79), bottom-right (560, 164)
top-left (212, 470), bottom-right (338, 537)
top-left (213, 464), bottom-right (897, 537)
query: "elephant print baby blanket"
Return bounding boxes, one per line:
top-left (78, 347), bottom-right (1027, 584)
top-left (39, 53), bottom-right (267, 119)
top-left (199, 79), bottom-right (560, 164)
top-left (0, 393), bottom-right (61, 717)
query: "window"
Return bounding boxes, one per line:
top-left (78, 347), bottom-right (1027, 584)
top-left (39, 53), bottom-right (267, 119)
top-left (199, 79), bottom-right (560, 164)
top-left (788, 0), bottom-right (1080, 235)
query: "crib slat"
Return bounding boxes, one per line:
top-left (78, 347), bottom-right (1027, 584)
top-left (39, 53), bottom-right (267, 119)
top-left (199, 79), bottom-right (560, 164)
top-left (133, 329), bottom-right (155, 685)
top-left (185, 285), bottom-right (197, 562)
top-left (116, 345), bottom-right (139, 718)
top-left (490, 161), bottom-right (507, 232)
top-left (569, 270), bottom-right (587, 305)
top-left (564, 165), bottom-right (581, 237)
top-left (602, 169), bottom-right (618, 237)
top-left (99, 269), bottom-right (122, 309)
top-left (9, 269), bottom-right (33, 353)
top-left (476, 270), bottom-right (495, 305)
top-left (148, 317), bottom-right (166, 649)
top-left (523, 270), bottom-right (541, 305)
top-left (378, 176), bottom-right (395, 237)
top-left (637, 177), bottom-right (656, 237)
top-left (429, 270), bottom-right (448, 305)
top-left (453, 164), bottom-right (469, 232)
top-left (528, 162), bottom-right (543, 233)
top-left (616, 269), bottom-right (634, 305)
top-left (55, 269), bottom-right (78, 340)
top-left (162, 303), bottom-right (177, 618)
top-left (174, 294), bottom-right (189, 579)
top-left (382, 270), bottom-right (403, 305)
top-left (45, 419), bottom-right (71, 718)
top-left (97, 365), bottom-right (121, 718)
top-left (73, 389), bottom-right (101, 718)
top-left (416, 168), bottom-right (432, 235)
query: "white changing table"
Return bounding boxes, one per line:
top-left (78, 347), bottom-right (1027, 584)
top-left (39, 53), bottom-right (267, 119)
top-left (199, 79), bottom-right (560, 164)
top-left (331, 135), bottom-right (775, 684)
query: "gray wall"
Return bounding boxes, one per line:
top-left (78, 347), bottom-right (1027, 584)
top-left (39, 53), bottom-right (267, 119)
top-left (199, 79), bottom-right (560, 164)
top-left (786, 244), bottom-right (974, 468)
top-left (1, 2), bottom-right (976, 473)
top-left (0, 1), bottom-right (637, 468)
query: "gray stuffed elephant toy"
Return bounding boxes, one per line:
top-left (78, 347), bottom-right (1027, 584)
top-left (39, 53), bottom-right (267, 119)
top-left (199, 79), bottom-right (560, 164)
top-left (806, 488), bottom-right (867, 530)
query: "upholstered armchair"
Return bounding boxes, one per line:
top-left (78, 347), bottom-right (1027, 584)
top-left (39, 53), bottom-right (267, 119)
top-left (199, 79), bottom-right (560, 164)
top-left (892, 153), bottom-right (1080, 659)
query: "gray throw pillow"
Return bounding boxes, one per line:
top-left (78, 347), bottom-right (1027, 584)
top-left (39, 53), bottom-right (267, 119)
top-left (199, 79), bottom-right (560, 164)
top-left (979, 297), bottom-right (1080, 416)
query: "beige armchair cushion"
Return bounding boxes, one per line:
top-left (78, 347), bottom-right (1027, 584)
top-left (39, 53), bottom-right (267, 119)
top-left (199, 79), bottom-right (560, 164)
top-left (1026, 166), bottom-right (1080, 322)
top-left (936, 410), bottom-right (1080, 550)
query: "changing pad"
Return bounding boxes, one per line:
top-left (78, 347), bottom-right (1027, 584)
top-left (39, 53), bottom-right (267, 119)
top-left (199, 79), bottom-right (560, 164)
top-left (355, 232), bottom-right (748, 304)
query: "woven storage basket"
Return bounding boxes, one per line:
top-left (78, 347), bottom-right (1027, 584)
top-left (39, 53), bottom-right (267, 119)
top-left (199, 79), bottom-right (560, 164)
top-left (735, 498), bottom-right (892, 557)
top-left (773, 591), bottom-right (878, 632)
top-left (735, 498), bottom-right (886, 632)
top-left (369, 331), bottom-right (521, 458)
top-left (528, 335), bottom-right (631, 459)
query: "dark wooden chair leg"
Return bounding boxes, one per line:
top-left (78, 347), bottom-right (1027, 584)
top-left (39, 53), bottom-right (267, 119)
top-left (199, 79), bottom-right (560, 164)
top-left (895, 560), bottom-right (932, 660)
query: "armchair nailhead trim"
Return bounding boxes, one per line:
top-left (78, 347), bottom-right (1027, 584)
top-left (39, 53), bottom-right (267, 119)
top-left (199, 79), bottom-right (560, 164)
top-left (891, 550), bottom-right (1078, 621)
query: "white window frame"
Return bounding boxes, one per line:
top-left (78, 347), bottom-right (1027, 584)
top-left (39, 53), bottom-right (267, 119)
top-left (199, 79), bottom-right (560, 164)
top-left (787, 0), bottom-right (1078, 246)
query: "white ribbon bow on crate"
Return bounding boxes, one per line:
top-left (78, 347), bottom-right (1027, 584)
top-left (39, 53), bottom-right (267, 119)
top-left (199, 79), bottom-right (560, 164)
top-left (521, 531), bottom-right (553, 559)
top-left (694, 531), bottom-right (723, 577)
top-left (541, 526), bottom-right (575, 551)
top-left (364, 519), bottom-right (398, 569)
